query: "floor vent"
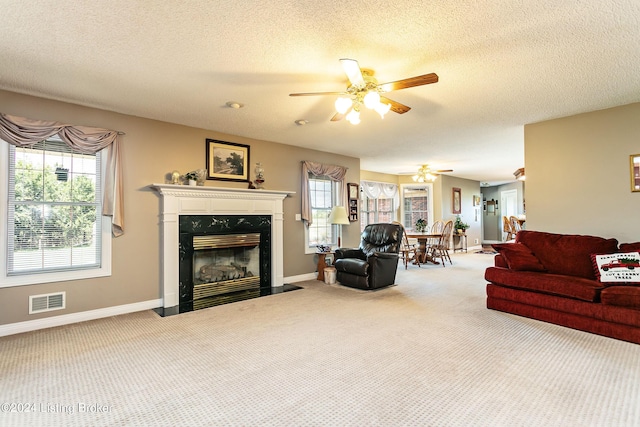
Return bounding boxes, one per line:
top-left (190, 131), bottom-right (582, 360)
top-left (29, 292), bottom-right (66, 314)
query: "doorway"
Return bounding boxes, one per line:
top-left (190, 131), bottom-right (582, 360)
top-left (500, 189), bottom-right (518, 241)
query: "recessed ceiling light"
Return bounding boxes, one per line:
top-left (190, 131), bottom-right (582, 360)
top-left (226, 101), bottom-right (244, 109)
top-left (295, 119), bottom-right (308, 126)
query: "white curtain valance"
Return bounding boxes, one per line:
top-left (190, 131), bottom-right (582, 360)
top-left (361, 180), bottom-right (399, 207)
top-left (0, 113), bottom-right (124, 237)
top-left (301, 160), bottom-right (348, 226)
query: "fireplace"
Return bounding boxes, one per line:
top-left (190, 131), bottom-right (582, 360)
top-left (151, 184), bottom-right (294, 315)
top-left (179, 215), bottom-right (271, 311)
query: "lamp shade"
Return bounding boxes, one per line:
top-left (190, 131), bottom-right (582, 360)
top-left (328, 206), bottom-right (350, 225)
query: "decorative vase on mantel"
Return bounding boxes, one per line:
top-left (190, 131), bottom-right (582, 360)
top-left (254, 162), bottom-right (265, 189)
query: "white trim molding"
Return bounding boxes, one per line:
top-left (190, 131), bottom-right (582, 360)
top-left (0, 299), bottom-right (162, 337)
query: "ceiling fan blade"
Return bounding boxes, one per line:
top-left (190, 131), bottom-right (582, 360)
top-left (379, 73), bottom-right (439, 92)
top-left (340, 58), bottom-right (365, 88)
top-left (435, 169), bottom-right (453, 173)
top-left (330, 112), bottom-right (345, 122)
top-left (380, 96), bottom-right (411, 114)
top-left (289, 91), bottom-right (346, 96)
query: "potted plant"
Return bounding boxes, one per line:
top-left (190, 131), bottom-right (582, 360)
top-left (415, 218), bottom-right (427, 232)
top-left (184, 171), bottom-right (199, 185)
top-left (453, 216), bottom-right (469, 234)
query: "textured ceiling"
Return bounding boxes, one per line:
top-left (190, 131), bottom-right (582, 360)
top-left (1, 1), bottom-right (639, 184)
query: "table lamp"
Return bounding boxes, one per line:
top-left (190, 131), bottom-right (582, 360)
top-left (329, 206), bottom-right (350, 247)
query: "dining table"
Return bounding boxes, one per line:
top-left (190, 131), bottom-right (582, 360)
top-left (405, 232), bottom-right (443, 265)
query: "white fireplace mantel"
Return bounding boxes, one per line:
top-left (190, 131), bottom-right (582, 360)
top-left (150, 184), bottom-right (294, 309)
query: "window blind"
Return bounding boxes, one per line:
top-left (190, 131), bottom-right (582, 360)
top-left (7, 138), bottom-right (102, 275)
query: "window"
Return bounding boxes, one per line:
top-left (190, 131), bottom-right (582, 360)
top-left (1, 137), bottom-right (111, 287)
top-left (360, 194), bottom-right (394, 231)
top-left (305, 176), bottom-right (339, 252)
top-left (402, 184), bottom-right (432, 231)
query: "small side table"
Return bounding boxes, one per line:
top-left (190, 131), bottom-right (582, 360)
top-left (453, 233), bottom-right (468, 253)
top-left (316, 252), bottom-right (333, 281)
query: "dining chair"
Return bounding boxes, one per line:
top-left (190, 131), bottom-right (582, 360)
top-left (425, 220), bottom-right (444, 254)
top-left (509, 216), bottom-right (522, 235)
top-left (433, 220), bottom-right (454, 266)
top-left (503, 216), bottom-right (516, 241)
top-left (431, 220), bottom-right (445, 234)
top-left (400, 227), bottom-right (420, 270)
top-left (395, 222), bottom-right (421, 269)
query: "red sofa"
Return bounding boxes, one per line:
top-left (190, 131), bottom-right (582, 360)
top-left (485, 230), bottom-right (640, 344)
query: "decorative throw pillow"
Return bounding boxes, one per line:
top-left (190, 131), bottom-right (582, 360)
top-left (620, 242), bottom-right (640, 252)
top-left (591, 252), bottom-right (640, 284)
top-left (492, 243), bottom-right (546, 272)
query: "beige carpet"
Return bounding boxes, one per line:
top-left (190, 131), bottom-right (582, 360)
top-left (1, 252), bottom-right (639, 427)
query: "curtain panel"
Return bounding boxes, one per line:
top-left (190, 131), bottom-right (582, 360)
top-left (301, 160), bottom-right (348, 226)
top-left (0, 113), bottom-right (124, 237)
top-left (361, 180), bottom-right (400, 207)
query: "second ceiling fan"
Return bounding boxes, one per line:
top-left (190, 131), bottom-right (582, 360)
top-left (413, 164), bottom-right (453, 182)
top-left (289, 59), bottom-right (438, 124)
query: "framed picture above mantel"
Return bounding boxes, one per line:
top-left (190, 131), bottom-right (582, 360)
top-left (206, 139), bottom-right (249, 182)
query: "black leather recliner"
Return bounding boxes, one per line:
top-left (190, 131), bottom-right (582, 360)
top-left (334, 223), bottom-right (402, 290)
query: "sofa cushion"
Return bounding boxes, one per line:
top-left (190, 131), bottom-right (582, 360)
top-left (494, 253), bottom-right (508, 268)
top-left (591, 252), bottom-right (640, 284)
top-left (485, 267), bottom-right (603, 302)
top-left (620, 242), bottom-right (640, 252)
top-left (516, 230), bottom-right (618, 280)
top-left (492, 243), bottom-right (546, 272)
top-left (601, 286), bottom-right (640, 309)
top-left (487, 284), bottom-right (640, 331)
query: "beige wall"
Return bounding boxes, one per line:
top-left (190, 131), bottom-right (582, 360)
top-left (525, 102), bottom-right (640, 243)
top-left (360, 170), bottom-right (400, 185)
top-left (0, 90), bottom-right (360, 325)
top-left (440, 175), bottom-right (482, 247)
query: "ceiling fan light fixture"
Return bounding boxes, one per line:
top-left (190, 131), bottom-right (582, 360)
top-left (363, 91), bottom-right (381, 109)
top-left (346, 109), bottom-right (360, 125)
top-left (291, 59), bottom-right (438, 125)
top-left (413, 164), bottom-right (439, 182)
top-left (335, 97), bottom-right (353, 114)
top-left (374, 101), bottom-right (391, 118)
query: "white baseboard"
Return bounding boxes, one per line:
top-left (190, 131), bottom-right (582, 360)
top-left (0, 298), bottom-right (162, 337)
top-left (285, 272), bottom-right (318, 283)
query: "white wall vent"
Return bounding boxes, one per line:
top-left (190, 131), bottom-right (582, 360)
top-left (29, 292), bottom-right (66, 314)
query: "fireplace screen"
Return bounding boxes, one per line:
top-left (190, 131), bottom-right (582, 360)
top-left (192, 233), bottom-right (261, 300)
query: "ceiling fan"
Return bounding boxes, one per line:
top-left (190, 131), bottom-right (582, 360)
top-left (412, 164), bottom-right (453, 182)
top-left (289, 58), bottom-right (438, 124)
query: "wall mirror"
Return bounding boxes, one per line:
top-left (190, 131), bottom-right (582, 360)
top-left (631, 154), bottom-right (640, 192)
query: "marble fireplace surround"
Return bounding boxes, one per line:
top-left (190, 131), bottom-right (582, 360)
top-left (151, 184), bottom-right (294, 310)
